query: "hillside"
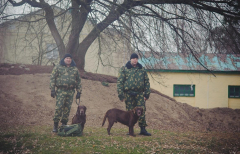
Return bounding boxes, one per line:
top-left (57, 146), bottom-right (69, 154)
top-left (0, 63), bottom-right (240, 133)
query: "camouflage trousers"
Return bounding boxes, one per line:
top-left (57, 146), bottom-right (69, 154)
top-left (124, 92), bottom-right (147, 127)
top-left (53, 88), bottom-right (75, 124)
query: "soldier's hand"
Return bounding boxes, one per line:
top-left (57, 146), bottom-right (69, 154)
top-left (76, 92), bottom-right (81, 99)
top-left (51, 90), bottom-right (56, 98)
top-left (121, 99), bottom-right (125, 102)
top-left (144, 97), bottom-right (147, 101)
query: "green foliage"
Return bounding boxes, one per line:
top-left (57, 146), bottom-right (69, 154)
top-left (0, 126), bottom-right (240, 154)
top-left (101, 82), bottom-right (109, 87)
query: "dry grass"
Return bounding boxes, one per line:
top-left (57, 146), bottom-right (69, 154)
top-left (1, 125), bottom-right (240, 154)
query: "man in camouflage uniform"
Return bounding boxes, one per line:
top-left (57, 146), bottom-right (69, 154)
top-left (50, 53), bottom-right (82, 133)
top-left (117, 53), bottom-right (151, 136)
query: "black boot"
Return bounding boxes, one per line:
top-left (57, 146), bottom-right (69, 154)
top-left (52, 122), bottom-right (58, 133)
top-left (139, 126), bottom-right (151, 136)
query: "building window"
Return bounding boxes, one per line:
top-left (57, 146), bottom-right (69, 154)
top-left (229, 86), bottom-right (240, 98)
top-left (46, 43), bottom-right (59, 59)
top-left (174, 85), bottom-right (195, 97)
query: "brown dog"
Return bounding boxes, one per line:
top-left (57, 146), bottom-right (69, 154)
top-left (102, 107), bottom-right (143, 136)
top-left (72, 105), bottom-right (87, 131)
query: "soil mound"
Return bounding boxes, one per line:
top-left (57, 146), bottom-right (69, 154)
top-left (0, 63), bottom-right (240, 132)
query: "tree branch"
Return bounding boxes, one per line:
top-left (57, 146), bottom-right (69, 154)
top-left (9, 0), bottom-right (42, 8)
top-left (40, 1), bottom-right (65, 56)
top-left (65, 0), bottom-right (93, 55)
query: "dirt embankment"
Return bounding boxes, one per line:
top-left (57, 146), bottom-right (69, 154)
top-left (0, 63), bottom-right (240, 132)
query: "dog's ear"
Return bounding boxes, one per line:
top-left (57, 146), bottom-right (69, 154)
top-left (76, 106), bottom-right (80, 115)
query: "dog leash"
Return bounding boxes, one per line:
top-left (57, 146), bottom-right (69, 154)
top-left (144, 101), bottom-right (146, 111)
top-left (76, 98), bottom-right (80, 105)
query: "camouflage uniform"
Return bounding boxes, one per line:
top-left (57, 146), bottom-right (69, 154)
top-left (50, 59), bottom-right (81, 124)
top-left (117, 61), bottom-right (150, 127)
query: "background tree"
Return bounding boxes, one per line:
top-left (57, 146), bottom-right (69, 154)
top-left (3, 0), bottom-right (240, 70)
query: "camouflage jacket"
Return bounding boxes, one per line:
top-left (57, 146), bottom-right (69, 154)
top-left (117, 61), bottom-right (150, 100)
top-left (50, 58), bottom-right (82, 93)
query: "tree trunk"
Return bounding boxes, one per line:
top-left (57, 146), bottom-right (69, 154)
top-left (72, 2), bottom-right (133, 70)
top-left (66, 0), bottom-right (91, 55)
top-left (73, 45), bottom-right (86, 70)
top-left (43, 4), bottom-right (65, 58)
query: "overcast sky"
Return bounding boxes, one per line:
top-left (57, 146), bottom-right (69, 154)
top-left (1, 0), bottom-right (45, 23)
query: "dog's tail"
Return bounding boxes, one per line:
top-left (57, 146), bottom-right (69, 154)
top-left (102, 113), bottom-right (107, 126)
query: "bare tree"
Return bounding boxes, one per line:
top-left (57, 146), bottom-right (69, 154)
top-left (4, 0), bottom-right (240, 70)
top-left (210, 24), bottom-right (240, 54)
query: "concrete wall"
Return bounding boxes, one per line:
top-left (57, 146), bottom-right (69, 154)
top-left (0, 9), bottom-right (65, 65)
top-left (84, 33), bottom-right (131, 77)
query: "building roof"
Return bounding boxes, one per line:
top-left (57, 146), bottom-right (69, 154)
top-left (138, 52), bottom-right (240, 73)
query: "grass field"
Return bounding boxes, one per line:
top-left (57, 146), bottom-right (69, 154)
top-left (1, 126), bottom-right (240, 154)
